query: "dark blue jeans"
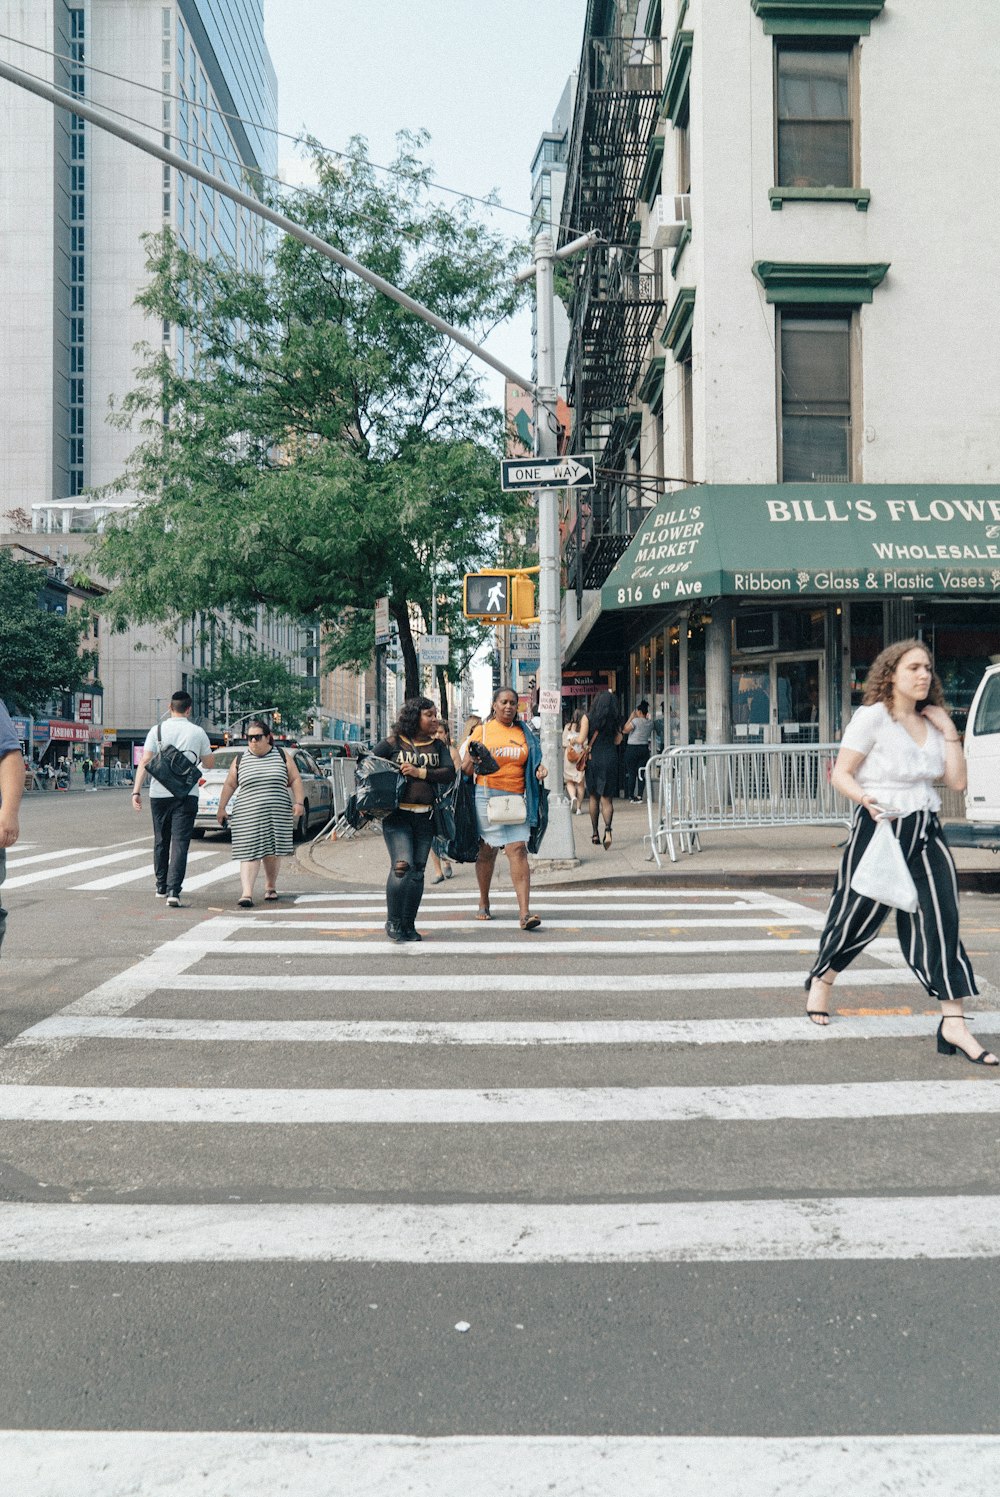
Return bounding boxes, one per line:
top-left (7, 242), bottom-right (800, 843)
top-left (0, 847), bottom-right (7, 954)
top-left (150, 794), bottom-right (199, 896)
top-left (381, 809), bottom-right (435, 927)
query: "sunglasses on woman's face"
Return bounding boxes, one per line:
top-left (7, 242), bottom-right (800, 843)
top-left (246, 733), bottom-right (266, 742)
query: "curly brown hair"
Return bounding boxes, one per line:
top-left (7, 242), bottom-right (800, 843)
top-left (861, 639), bottom-right (945, 711)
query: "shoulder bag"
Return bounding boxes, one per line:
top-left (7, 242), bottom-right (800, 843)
top-left (354, 752), bottom-right (405, 820)
top-left (146, 721), bottom-right (203, 799)
top-left (850, 817), bottom-right (919, 912)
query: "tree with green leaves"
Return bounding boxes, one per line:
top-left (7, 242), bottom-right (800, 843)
top-left (193, 645), bottom-right (316, 732)
top-left (0, 551), bottom-right (97, 715)
top-left (91, 133), bottom-right (532, 699)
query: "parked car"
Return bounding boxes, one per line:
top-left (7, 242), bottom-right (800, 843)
top-left (192, 745), bottom-right (334, 840)
top-left (940, 662), bottom-right (1000, 852)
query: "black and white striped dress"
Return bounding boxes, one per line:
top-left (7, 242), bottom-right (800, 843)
top-left (229, 747), bottom-right (294, 861)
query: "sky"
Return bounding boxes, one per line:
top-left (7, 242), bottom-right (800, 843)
top-left (263, 0), bottom-right (586, 410)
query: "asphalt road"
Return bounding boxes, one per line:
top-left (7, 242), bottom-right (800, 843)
top-left (2, 790), bottom-right (1000, 1494)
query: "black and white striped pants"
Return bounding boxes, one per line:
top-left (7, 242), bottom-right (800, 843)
top-left (808, 807), bottom-right (978, 1002)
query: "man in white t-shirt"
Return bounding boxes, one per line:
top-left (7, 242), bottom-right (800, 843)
top-left (132, 692), bottom-right (213, 906)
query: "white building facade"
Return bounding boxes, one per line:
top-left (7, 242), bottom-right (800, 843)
top-left (562, 0), bottom-right (1000, 744)
top-left (0, 2), bottom-right (316, 743)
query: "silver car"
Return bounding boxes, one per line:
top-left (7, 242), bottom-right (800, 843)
top-left (193, 745), bottom-right (334, 840)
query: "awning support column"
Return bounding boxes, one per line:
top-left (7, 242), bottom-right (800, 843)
top-left (705, 600), bottom-right (734, 745)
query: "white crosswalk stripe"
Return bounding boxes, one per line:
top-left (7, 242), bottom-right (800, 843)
top-left (7, 1430), bottom-right (1000, 1497)
top-left (2, 880), bottom-right (997, 1480)
top-left (1, 834), bottom-right (238, 893)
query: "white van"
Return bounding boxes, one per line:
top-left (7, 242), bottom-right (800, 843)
top-left (963, 663), bottom-right (1000, 826)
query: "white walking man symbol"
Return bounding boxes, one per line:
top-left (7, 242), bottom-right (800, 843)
top-left (486, 580), bottom-right (506, 612)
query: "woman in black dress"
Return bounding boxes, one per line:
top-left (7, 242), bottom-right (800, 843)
top-left (581, 690), bottom-right (621, 850)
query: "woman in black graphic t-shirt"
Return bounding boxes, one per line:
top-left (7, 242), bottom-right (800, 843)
top-left (373, 696), bottom-right (455, 943)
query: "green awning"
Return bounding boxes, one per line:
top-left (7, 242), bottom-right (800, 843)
top-left (601, 485), bottom-right (1000, 610)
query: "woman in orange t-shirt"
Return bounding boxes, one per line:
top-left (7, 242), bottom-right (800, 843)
top-left (461, 687), bottom-right (547, 930)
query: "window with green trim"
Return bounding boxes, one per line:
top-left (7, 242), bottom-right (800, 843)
top-left (778, 312), bottom-right (854, 482)
top-left (776, 45), bottom-right (854, 188)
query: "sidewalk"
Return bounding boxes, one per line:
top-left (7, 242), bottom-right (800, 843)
top-left (302, 799), bottom-right (1000, 890)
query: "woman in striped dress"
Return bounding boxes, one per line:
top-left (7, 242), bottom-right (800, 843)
top-left (215, 719), bottom-right (305, 908)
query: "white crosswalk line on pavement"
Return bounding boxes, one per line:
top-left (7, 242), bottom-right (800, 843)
top-left (178, 857), bottom-right (243, 890)
top-left (0, 1195), bottom-right (997, 1262)
top-left (245, 910), bottom-right (826, 922)
top-left (23, 1013), bottom-right (1000, 1045)
top-left (0, 1079), bottom-right (995, 1125)
top-left (207, 936), bottom-right (891, 957)
top-left (2, 846), bottom-right (93, 869)
top-left (3, 846), bottom-right (153, 889)
top-left (134, 966), bottom-right (917, 994)
top-left (292, 887), bottom-right (773, 902)
top-left (73, 847), bottom-right (220, 890)
top-left (6, 1430), bottom-right (1000, 1497)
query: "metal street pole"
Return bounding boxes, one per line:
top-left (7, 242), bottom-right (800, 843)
top-left (528, 230), bottom-right (599, 861)
top-left (224, 678), bottom-right (259, 733)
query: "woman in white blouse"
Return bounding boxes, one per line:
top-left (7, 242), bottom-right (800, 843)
top-left (806, 639), bottom-right (996, 1066)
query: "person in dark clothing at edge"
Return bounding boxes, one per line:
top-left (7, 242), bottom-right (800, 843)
top-left (373, 696), bottom-right (456, 943)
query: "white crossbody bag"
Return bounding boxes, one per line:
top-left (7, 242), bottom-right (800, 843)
top-left (486, 793), bottom-right (528, 825)
top-left (849, 817), bottom-right (918, 912)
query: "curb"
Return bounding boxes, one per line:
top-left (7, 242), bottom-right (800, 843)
top-left (297, 840), bottom-right (1000, 894)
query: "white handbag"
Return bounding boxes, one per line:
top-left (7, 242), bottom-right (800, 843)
top-left (849, 817), bottom-right (919, 912)
top-left (486, 793), bottom-right (527, 825)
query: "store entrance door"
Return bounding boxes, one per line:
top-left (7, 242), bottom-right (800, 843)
top-left (731, 654), bottom-right (825, 744)
top-left (773, 654), bottom-right (824, 743)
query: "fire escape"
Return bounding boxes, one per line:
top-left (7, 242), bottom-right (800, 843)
top-left (561, 25), bottom-right (662, 595)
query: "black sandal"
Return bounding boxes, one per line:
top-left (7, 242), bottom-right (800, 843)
top-left (805, 973), bottom-right (833, 1026)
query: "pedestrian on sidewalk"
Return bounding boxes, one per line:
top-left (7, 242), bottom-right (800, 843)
top-left (622, 699), bottom-right (653, 801)
top-left (462, 686), bottom-right (547, 930)
top-left (0, 697), bottom-right (25, 956)
top-left (581, 689), bottom-right (621, 850)
top-left (132, 691), bottom-right (213, 907)
top-left (374, 697), bottom-right (456, 943)
top-left (216, 718), bottom-right (304, 908)
top-left (562, 708), bottom-right (587, 814)
top-left (805, 639), bottom-right (996, 1065)
top-left (428, 723), bottom-right (462, 884)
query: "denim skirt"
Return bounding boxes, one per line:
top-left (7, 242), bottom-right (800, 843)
top-left (475, 785), bottom-right (531, 848)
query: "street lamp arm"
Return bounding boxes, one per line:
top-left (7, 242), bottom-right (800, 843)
top-left (0, 57), bottom-right (539, 397)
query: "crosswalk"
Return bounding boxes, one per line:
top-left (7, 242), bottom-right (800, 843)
top-left (2, 883), bottom-right (999, 1492)
top-left (2, 834), bottom-right (241, 893)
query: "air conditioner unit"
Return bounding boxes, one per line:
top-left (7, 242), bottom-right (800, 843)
top-left (650, 193), bottom-right (692, 250)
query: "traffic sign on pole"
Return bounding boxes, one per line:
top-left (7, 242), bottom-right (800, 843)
top-left (500, 455), bottom-right (595, 492)
top-left (418, 634), bottom-right (449, 666)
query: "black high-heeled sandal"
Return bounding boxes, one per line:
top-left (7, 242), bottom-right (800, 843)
top-left (805, 973), bottom-right (833, 1026)
top-left (937, 1018), bottom-right (999, 1066)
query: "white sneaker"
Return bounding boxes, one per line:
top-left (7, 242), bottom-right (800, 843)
top-left (166, 895), bottom-right (182, 908)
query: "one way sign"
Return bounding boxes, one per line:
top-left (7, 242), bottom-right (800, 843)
top-left (500, 455), bottom-right (596, 491)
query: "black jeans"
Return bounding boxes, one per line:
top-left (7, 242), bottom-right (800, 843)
top-left (150, 794), bottom-right (199, 895)
top-left (381, 809), bottom-right (435, 927)
top-left (624, 744), bottom-right (649, 799)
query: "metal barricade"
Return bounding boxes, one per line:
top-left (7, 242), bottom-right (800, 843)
top-left (313, 758), bottom-right (359, 844)
top-left (644, 742), bottom-right (851, 866)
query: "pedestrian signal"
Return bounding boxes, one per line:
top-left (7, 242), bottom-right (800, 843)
top-left (273, 710), bottom-right (282, 726)
top-left (463, 570), bottom-right (536, 625)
